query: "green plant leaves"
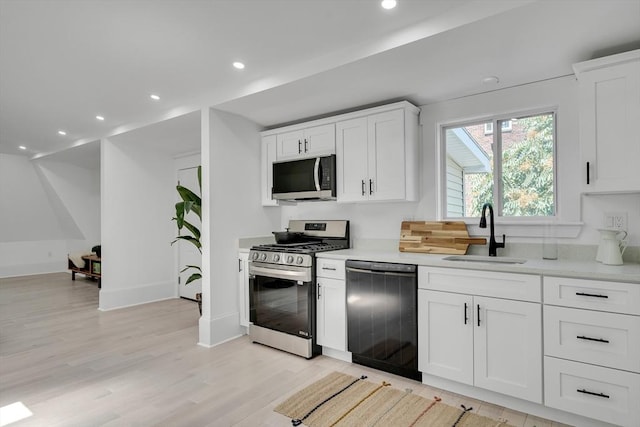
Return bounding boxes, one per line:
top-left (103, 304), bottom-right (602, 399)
top-left (173, 165), bottom-right (202, 285)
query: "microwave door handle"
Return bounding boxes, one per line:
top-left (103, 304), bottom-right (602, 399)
top-left (314, 157), bottom-right (321, 191)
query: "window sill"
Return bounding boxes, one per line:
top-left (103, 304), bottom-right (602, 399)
top-left (450, 219), bottom-right (583, 239)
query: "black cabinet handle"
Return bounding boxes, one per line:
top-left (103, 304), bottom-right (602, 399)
top-left (317, 283), bottom-right (321, 299)
top-left (464, 302), bottom-right (468, 325)
top-left (586, 162), bottom-right (590, 185)
top-left (577, 388), bottom-right (609, 399)
top-left (304, 138), bottom-right (308, 153)
top-left (298, 140), bottom-right (302, 154)
top-left (361, 180), bottom-right (365, 196)
top-left (369, 179), bottom-right (373, 195)
top-left (477, 304), bottom-right (481, 327)
top-left (577, 335), bottom-right (610, 343)
top-left (576, 292), bottom-right (608, 299)
top-left (239, 259), bottom-right (242, 272)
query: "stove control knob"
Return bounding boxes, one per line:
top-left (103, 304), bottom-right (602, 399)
top-left (286, 255), bottom-right (294, 264)
top-left (251, 252), bottom-right (259, 261)
top-left (260, 253), bottom-right (267, 262)
top-left (296, 256), bottom-right (304, 265)
top-left (273, 254), bottom-right (280, 262)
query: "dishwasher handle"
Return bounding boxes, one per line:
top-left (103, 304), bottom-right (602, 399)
top-left (345, 260), bottom-right (416, 274)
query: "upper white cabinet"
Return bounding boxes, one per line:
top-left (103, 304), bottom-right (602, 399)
top-left (573, 49), bottom-right (640, 193)
top-left (276, 123), bottom-right (335, 160)
top-left (336, 105), bottom-right (419, 202)
top-left (260, 101), bottom-right (419, 204)
top-left (261, 135), bottom-right (278, 206)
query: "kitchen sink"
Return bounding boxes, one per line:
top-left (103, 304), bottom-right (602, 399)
top-left (443, 255), bottom-right (527, 264)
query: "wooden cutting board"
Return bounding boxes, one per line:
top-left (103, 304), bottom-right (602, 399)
top-left (399, 221), bottom-right (487, 255)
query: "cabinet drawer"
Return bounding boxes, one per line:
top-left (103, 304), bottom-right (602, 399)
top-left (544, 356), bottom-right (640, 427)
top-left (544, 276), bottom-right (640, 315)
top-left (544, 306), bottom-right (640, 373)
top-left (316, 258), bottom-right (345, 280)
top-left (418, 266), bottom-right (541, 302)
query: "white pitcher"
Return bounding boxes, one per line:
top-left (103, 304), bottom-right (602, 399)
top-left (596, 228), bottom-right (628, 265)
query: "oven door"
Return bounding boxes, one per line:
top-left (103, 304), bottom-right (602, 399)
top-left (249, 263), bottom-right (314, 338)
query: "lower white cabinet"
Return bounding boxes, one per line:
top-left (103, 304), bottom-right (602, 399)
top-left (238, 252), bottom-right (250, 327)
top-left (544, 356), bottom-right (640, 427)
top-left (543, 276), bottom-right (640, 426)
top-left (316, 258), bottom-right (346, 351)
top-left (418, 289), bottom-right (542, 403)
top-left (418, 267), bottom-right (542, 403)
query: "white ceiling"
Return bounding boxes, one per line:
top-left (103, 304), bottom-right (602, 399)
top-left (1, 0), bottom-right (639, 166)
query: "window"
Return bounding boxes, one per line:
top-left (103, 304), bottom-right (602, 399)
top-left (443, 111), bottom-right (555, 218)
top-left (484, 120), bottom-right (512, 135)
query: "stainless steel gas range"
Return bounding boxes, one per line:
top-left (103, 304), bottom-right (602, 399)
top-left (249, 220), bottom-right (349, 359)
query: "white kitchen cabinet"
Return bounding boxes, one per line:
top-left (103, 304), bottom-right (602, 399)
top-left (261, 135), bottom-right (278, 206)
top-left (276, 123), bottom-right (335, 160)
top-left (418, 267), bottom-right (542, 403)
top-left (336, 107), bottom-right (418, 202)
top-left (260, 101), bottom-right (418, 205)
top-left (543, 275), bottom-right (640, 426)
top-left (238, 251), bottom-right (250, 328)
top-left (573, 49), bottom-right (640, 193)
top-left (316, 258), bottom-right (346, 351)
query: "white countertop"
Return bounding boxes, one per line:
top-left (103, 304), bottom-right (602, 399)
top-left (317, 249), bottom-right (640, 283)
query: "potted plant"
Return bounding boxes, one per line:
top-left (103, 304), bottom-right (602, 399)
top-left (172, 166), bottom-right (202, 313)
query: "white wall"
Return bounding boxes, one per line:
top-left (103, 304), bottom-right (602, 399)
top-left (0, 153), bottom-right (100, 277)
top-left (34, 159), bottom-right (101, 254)
top-left (99, 137), bottom-right (176, 310)
top-left (199, 108), bottom-right (280, 347)
top-left (281, 76), bottom-right (640, 254)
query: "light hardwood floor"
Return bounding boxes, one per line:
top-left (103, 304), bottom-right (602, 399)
top-left (0, 273), bottom-right (571, 427)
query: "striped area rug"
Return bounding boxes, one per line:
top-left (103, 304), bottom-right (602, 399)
top-left (274, 372), bottom-right (515, 427)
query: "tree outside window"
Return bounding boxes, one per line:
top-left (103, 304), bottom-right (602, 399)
top-left (444, 112), bottom-right (555, 218)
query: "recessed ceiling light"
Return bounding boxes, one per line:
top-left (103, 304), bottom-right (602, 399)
top-left (96, 115), bottom-right (105, 121)
top-left (381, 0), bottom-right (397, 10)
top-left (58, 130), bottom-right (67, 136)
top-left (150, 94), bottom-right (160, 101)
top-left (233, 61), bottom-right (245, 70)
top-left (19, 145), bottom-right (26, 150)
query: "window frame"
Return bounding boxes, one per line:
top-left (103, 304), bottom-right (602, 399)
top-left (438, 108), bottom-right (558, 221)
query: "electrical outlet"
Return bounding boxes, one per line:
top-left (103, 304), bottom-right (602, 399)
top-left (604, 212), bottom-right (627, 230)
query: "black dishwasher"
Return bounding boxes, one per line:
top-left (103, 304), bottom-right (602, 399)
top-left (346, 260), bottom-right (419, 381)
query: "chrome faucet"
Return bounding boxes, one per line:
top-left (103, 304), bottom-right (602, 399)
top-left (479, 203), bottom-right (505, 256)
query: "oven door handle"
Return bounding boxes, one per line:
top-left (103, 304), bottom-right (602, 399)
top-left (249, 265), bottom-right (310, 282)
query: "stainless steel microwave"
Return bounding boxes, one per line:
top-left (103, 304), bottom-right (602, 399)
top-left (272, 155), bottom-right (336, 201)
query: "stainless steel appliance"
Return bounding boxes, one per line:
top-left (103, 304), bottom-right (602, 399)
top-left (346, 260), bottom-right (420, 380)
top-left (272, 155), bottom-right (336, 201)
top-left (249, 220), bottom-right (349, 358)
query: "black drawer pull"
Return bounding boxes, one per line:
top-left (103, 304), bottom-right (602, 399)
top-left (477, 304), bottom-right (481, 327)
top-left (576, 292), bottom-right (608, 299)
top-left (577, 335), bottom-right (609, 343)
top-left (577, 388), bottom-right (609, 399)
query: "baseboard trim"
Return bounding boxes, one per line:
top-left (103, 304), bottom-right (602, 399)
top-left (420, 373), bottom-right (617, 427)
top-left (98, 280), bottom-right (175, 310)
top-left (198, 311), bottom-right (244, 347)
